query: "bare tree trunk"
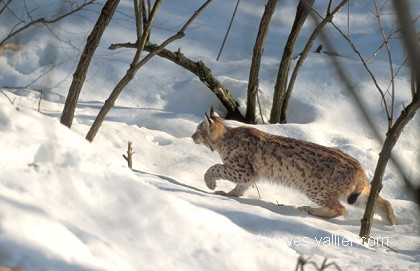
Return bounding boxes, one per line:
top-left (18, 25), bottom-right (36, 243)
top-left (244, 0), bottom-right (276, 124)
top-left (359, 96), bottom-right (419, 239)
top-left (360, 0), bottom-right (420, 239)
top-left (86, 0), bottom-right (213, 142)
top-left (270, 0), bottom-right (314, 124)
top-left (281, 0), bottom-right (349, 123)
top-left (86, 0), bottom-right (164, 142)
top-left (60, 0), bottom-right (120, 128)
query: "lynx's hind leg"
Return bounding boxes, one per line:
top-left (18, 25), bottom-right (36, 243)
top-left (299, 198), bottom-right (346, 219)
top-left (376, 196), bottom-right (396, 225)
top-left (356, 186), bottom-right (396, 225)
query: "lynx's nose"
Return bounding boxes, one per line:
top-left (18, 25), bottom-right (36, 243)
top-left (191, 133), bottom-right (198, 143)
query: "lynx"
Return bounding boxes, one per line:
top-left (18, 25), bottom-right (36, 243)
top-left (192, 108), bottom-right (396, 225)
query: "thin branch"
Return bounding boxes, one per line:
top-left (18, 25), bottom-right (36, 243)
top-left (327, 0), bottom-right (333, 15)
top-left (256, 89), bottom-right (265, 124)
top-left (366, 15), bottom-right (419, 63)
top-left (144, 0), bottom-right (151, 35)
top-left (131, 0), bottom-right (162, 67)
top-left (366, 28), bottom-right (399, 63)
top-left (0, 90), bottom-right (14, 105)
top-left (216, 0), bottom-right (241, 61)
top-left (0, 0), bottom-right (13, 16)
top-left (385, 57), bottom-right (408, 101)
top-left (346, 0), bottom-right (350, 38)
top-left (134, 0), bottom-right (213, 70)
top-left (0, 0), bottom-right (97, 45)
top-left (306, 10), bottom-right (383, 168)
top-left (254, 183), bottom-right (261, 199)
top-left (37, 90), bottom-right (43, 112)
top-left (374, 0), bottom-right (395, 128)
top-left (140, 0), bottom-right (150, 42)
top-left (326, 18), bottom-right (392, 124)
top-left (86, 0), bottom-right (214, 142)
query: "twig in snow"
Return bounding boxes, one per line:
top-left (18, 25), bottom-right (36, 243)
top-left (254, 183), bottom-right (261, 199)
top-left (122, 141), bottom-right (135, 169)
top-left (295, 256), bottom-right (342, 271)
top-left (0, 90), bottom-right (14, 105)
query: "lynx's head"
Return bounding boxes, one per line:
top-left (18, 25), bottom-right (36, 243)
top-left (192, 107), bottom-right (226, 151)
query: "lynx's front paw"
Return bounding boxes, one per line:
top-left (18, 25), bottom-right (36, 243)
top-left (204, 172), bottom-right (216, 190)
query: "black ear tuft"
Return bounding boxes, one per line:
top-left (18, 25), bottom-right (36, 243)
top-left (205, 112), bottom-right (213, 126)
top-left (209, 106), bottom-right (220, 119)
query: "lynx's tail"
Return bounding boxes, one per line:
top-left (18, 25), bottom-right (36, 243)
top-left (351, 184), bottom-right (396, 225)
top-left (347, 177), bottom-right (365, 205)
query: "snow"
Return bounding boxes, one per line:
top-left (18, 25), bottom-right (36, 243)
top-left (1, 0), bottom-right (419, 270)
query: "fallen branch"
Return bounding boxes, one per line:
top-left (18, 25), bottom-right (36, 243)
top-left (109, 41), bottom-right (244, 121)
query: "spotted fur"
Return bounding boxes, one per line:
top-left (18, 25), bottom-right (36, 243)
top-left (192, 108), bottom-right (396, 225)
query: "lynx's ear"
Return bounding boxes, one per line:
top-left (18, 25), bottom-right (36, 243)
top-left (209, 106), bottom-right (220, 119)
top-left (204, 112), bottom-right (213, 127)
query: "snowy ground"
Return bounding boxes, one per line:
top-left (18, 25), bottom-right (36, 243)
top-left (0, 0), bottom-right (419, 270)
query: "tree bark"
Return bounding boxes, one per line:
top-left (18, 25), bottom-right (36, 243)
top-left (60, 0), bottom-right (120, 128)
top-left (244, 0), bottom-right (276, 124)
top-left (270, 0), bottom-right (314, 124)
